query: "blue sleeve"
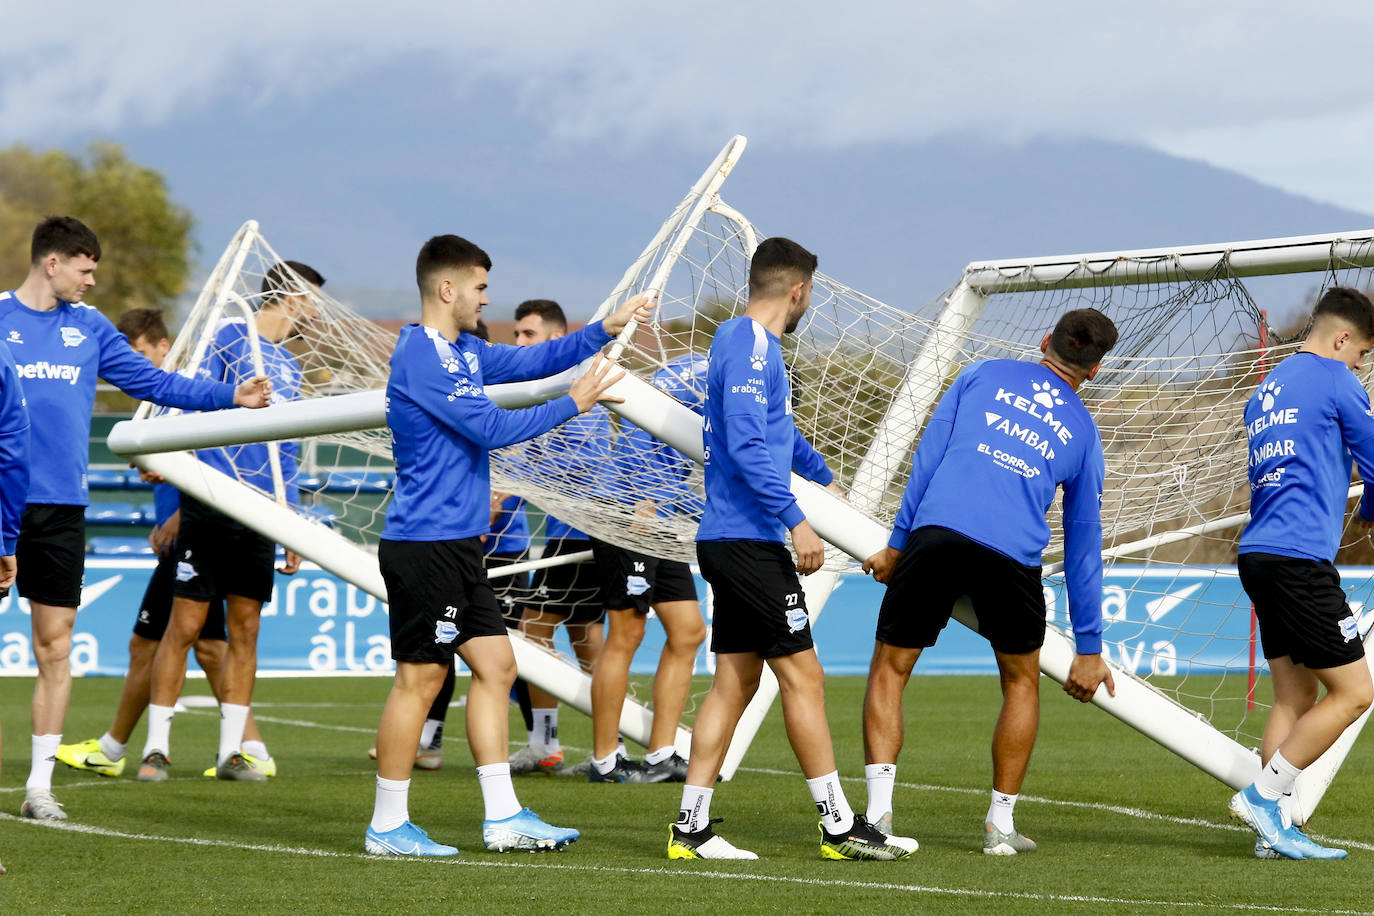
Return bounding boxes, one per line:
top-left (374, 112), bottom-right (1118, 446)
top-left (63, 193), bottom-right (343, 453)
top-left (478, 322), bottom-right (613, 384)
top-left (152, 483), bottom-right (181, 527)
top-left (1061, 435), bottom-right (1105, 655)
top-left (406, 342), bottom-right (580, 449)
top-left (1334, 370), bottom-right (1374, 521)
top-left (791, 430), bottom-right (833, 486)
top-left (718, 334), bottom-right (806, 530)
top-left (97, 317), bottom-right (235, 410)
top-left (889, 371), bottom-right (966, 550)
top-left (0, 362), bottom-right (29, 555)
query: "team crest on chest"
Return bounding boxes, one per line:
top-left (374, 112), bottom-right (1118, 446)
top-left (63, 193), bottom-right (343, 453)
top-left (464, 352), bottom-right (480, 374)
top-left (60, 326), bottom-right (87, 348)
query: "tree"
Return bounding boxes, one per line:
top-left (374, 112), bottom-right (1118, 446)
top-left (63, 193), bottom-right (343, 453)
top-left (0, 143), bottom-right (194, 316)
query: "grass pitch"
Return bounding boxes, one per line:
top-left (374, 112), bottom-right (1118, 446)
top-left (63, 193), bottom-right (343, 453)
top-left (0, 673), bottom-right (1370, 914)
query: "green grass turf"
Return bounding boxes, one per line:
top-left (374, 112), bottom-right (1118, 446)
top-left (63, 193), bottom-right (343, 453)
top-left (0, 673), bottom-right (1370, 914)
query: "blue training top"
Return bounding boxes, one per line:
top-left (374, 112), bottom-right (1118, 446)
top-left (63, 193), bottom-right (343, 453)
top-left (697, 316), bottom-right (832, 544)
top-left (0, 290), bottom-right (235, 505)
top-left (0, 339), bottom-right (31, 555)
top-left (615, 353), bottom-right (707, 518)
top-left (194, 318), bottom-right (302, 506)
top-left (487, 494), bottom-right (531, 555)
top-left (890, 359), bottom-right (1106, 655)
top-left (383, 320), bottom-right (612, 542)
top-left (152, 482), bottom-right (180, 529)
top-left (1239, 351), bottom-right (1374, 563)
top-left (535, 405), bottom-right (614, 541)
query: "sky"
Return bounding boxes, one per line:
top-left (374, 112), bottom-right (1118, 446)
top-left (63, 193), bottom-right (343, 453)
top-left (3, 1), bottom-right (1373, 315)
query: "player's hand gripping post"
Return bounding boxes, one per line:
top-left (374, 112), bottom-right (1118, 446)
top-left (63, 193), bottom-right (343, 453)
top-left (233, 375), bottom-right (273, 408)
top-left (1064, 652), bottom-right (1116, 702)
top-left (569, 356), bottom-right (626, 412)
top-left (862, 546), bottom-right (901, 584)
top-left (790, 519), bottom-right (825, 576)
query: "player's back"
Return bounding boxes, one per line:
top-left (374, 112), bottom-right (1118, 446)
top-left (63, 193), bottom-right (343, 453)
top-left (913, 359), bottom-right (1099, 565)
top-left (1240, 352), bottom-right (1374, 562)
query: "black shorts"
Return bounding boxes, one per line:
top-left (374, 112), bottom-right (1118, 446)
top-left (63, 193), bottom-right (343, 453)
top-left (876, 526), bottom-right (1046, 656)
top-left (527, 537), bottom-right (603, 624)
top-left (697, 539), bottom-right (812, 658)
top-left (1238, 552), bottom-right (1365, 670)
top-left (171, 497), bottom-right (276, 604)
top-left (591, 538), bottom-right (698, 614)
top-left (134, 548), bottom-right (228, 641)
top-left (15, 504), bottom-right (86, 607)
top-left (486, 550), bottom-right (533, 628)
top-left (380, 536), bottom-right (509, 664)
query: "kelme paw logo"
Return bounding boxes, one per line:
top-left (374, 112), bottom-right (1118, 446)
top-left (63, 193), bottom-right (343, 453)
top-left (1259, 380), bottom-right (1283, 411)
top-left (1031, 380), bottom-right (1063, 409)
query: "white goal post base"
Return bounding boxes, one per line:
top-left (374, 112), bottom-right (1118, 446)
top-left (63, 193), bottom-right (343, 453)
top-left (129, 450), bottom-right (691, 755)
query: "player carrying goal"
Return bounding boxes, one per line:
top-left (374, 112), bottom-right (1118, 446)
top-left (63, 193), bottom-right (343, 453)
top-left (668, 237), bottom-right (915, 861)
top-left (1228, 287), bottom-right (1374, 860)
top-left (365, 234), bottom-right (651, 857)
top-left (861, 308), bottom-right (1119, 855)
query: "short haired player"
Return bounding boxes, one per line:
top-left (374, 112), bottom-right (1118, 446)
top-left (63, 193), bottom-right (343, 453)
top-left (1228, 287), bottom-right (1374, 860)
top-left (138, 261), bottom-right (321, 783)
top-left (0, 216), bottom-right (270, 819)
top-left (668, 237), bottom-right (915, 861)
top-left (861, 308), bottom-right (1119, 855)
top-left (57, 308), bottom-right (271, 780)
top-left (365, 234), bottom-right (651, 856)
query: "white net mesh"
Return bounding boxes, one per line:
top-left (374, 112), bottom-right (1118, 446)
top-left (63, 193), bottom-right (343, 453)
top-left (144, 168), bottom-right (1374, 777)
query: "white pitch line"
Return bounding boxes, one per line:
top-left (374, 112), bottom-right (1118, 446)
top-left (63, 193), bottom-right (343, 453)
top-left (1, 815), bottom-right (1368, 915)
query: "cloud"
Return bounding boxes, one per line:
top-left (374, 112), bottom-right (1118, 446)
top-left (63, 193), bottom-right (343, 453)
top-left (6, 1), bottom-right (1374, 159)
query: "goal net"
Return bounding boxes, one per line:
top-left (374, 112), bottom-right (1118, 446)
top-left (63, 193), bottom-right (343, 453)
top-left (111, 137), bottom-right (1374, 814)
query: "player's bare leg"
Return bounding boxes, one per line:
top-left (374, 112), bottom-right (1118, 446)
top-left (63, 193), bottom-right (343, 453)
top-left (1268, 656), bottom-right (1372, 768)
top-left (592, 607), bottom-right (644, 760)
top-left (982, 648), bottom-right (1041, 854)
top-left (684, 652), bottom-right (763, 786)
top-left (768, 648), bottom-right (837, 778)
top-left (458, 635), bottom-right (518, 766)
top-left (647, 600), bottom-right (706, 753)
top-left (863, 641), bottom-right (923, 765)
top-left (29, 602), bottom-right (76, 737)
top-left (991, 649), bottom-right (1041, 795)
top-left (862, 641), bottom-right (923, 828)
top-left (375, 661), bottom-right (448, 780)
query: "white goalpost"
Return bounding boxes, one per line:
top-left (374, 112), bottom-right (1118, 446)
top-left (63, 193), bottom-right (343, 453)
top-left (110, 138), bottom-right (1374, 822)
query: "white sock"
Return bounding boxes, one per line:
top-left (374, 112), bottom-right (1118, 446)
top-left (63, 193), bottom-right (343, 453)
top-left (807, 771), bottom-right (855, 834)
top-left (533, 709), bottom-right (560, 754)
top-left (143, 705), bottom-right (175, 759)
top-left (865, 762), bottom-right (897, 822)
top-left (419, 718), bottom-right (442, 749)
top-left (477, 762), bottom-right (521, 821)
top-left (26, 734), bottom-right (60, 791)
top-left (616, 741), bottom-right (627, 758)
top-left (987, 790), bottom-right (1017, 833)
top-left (679, 784), bottom-right (713, 833)
top-left (242, 739), bottom-right (269, 760)
top-left (1254, 750), bottom-right (1301, 801)
top-left (592, 751), bottom-right (619, 776)
top-left (218, 703), bottom-right (251, 765)
top-left (370, 776), bottom-right (410, 832)
top-left (645, 746), bottom-right (676, 766)
top-left (99, 732), bottom-right (127, 763)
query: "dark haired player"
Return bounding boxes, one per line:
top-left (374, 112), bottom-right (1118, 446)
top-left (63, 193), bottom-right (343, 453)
top-left (365, 234), bottom-right (651, 856)
top-left (1229, 287), bottom-right (1374, 860)
top-left (668, 237), bottom-right (914, 861)
top-left (139, 261), bottom-right (321, 783)
top-left (861, 308), bottom-right (1119, 855)
top-left (0, 216), bottom-right (271, 819)
top-left (58, 307), bottom-right (270, 780)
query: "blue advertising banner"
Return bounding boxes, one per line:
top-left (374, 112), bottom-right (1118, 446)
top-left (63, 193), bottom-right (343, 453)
top-left (2, 560), bottom-right (1370, 678)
